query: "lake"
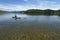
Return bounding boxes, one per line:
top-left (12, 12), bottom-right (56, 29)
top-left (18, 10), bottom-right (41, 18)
top-left (0, 13), bottom-right (60, 40)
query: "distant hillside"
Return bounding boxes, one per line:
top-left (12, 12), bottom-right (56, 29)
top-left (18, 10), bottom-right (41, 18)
top-left (24, 9), bottom-right (60, 16)
top-left (0, 10), bottom-right (7, 14)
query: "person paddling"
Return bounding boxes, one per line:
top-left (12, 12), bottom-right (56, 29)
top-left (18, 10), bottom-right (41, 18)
top-left (15, 14), bottom-right (17, 18)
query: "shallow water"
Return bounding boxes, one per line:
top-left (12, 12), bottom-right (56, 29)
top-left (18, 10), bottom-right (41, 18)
top-left (0, 13), bottom-right (60, 32)
top-left (0, 13), bottom-right (60, 40)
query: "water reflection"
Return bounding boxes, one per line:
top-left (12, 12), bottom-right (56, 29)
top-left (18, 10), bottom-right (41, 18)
top-left (0, 13), bottom-right (28, 21)
top-left (0, 13), bottom-right (60, 32)
top-left (0, 13), bottom-right (60, 22)
top-left (0, 13), bottom-right (60, 28)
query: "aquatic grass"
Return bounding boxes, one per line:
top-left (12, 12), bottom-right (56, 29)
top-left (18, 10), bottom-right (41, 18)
top-left (0, 26), bottom-right (60, 40)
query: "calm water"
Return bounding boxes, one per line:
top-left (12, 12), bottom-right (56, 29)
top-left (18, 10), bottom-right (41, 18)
top-left (0, 13), bottom-right (60, 32)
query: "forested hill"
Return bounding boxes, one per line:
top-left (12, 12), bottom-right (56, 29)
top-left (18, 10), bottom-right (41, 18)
top-left (0, 10), bottom-right (7, 14)
top-left (23, 9), bottom-right (60, 15)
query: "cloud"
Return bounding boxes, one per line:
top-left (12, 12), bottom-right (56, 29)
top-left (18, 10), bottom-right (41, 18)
top-left (24, 0), bottom-right (28, 2)
top-left (0, 4), bottom-right (27, 11)
top-left (0, 4), bottom-right (40, 11)
top-left (0, 0), bottom-right (60, 11)
top-left (29, 0), bottom-right (60, 9)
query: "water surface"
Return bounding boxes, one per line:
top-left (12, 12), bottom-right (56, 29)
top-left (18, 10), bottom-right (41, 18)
top-left (0, 13), bottom-right (60, 32)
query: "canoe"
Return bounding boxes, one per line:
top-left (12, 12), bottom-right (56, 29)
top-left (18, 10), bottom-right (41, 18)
top-left (12, 17), bottom-right (21, 19)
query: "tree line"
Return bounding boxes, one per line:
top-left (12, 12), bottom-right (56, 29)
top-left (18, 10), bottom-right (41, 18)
top-left (0, 10), bottom-right (7, 14)
top-left (23, 9), bottom-right (60, 16)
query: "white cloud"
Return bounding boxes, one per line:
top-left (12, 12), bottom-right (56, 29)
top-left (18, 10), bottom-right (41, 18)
top-left (0, 4), bottom-right (40, 11)
top-left (0, 4), bottom-right (27, 11)
top-left (0, 0), bottom-right (60, 11)
top-left (30, 0), bottom-right (60, 10)
top-left (24, 0), bottom-right (28, 2)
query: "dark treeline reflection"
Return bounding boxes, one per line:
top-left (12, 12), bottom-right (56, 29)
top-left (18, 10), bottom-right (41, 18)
top-left (23, 9), bottom-right (60, 16)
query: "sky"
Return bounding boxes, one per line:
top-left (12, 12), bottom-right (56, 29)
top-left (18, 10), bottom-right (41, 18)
top-left (0, 0), bottom-right (60, 11)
